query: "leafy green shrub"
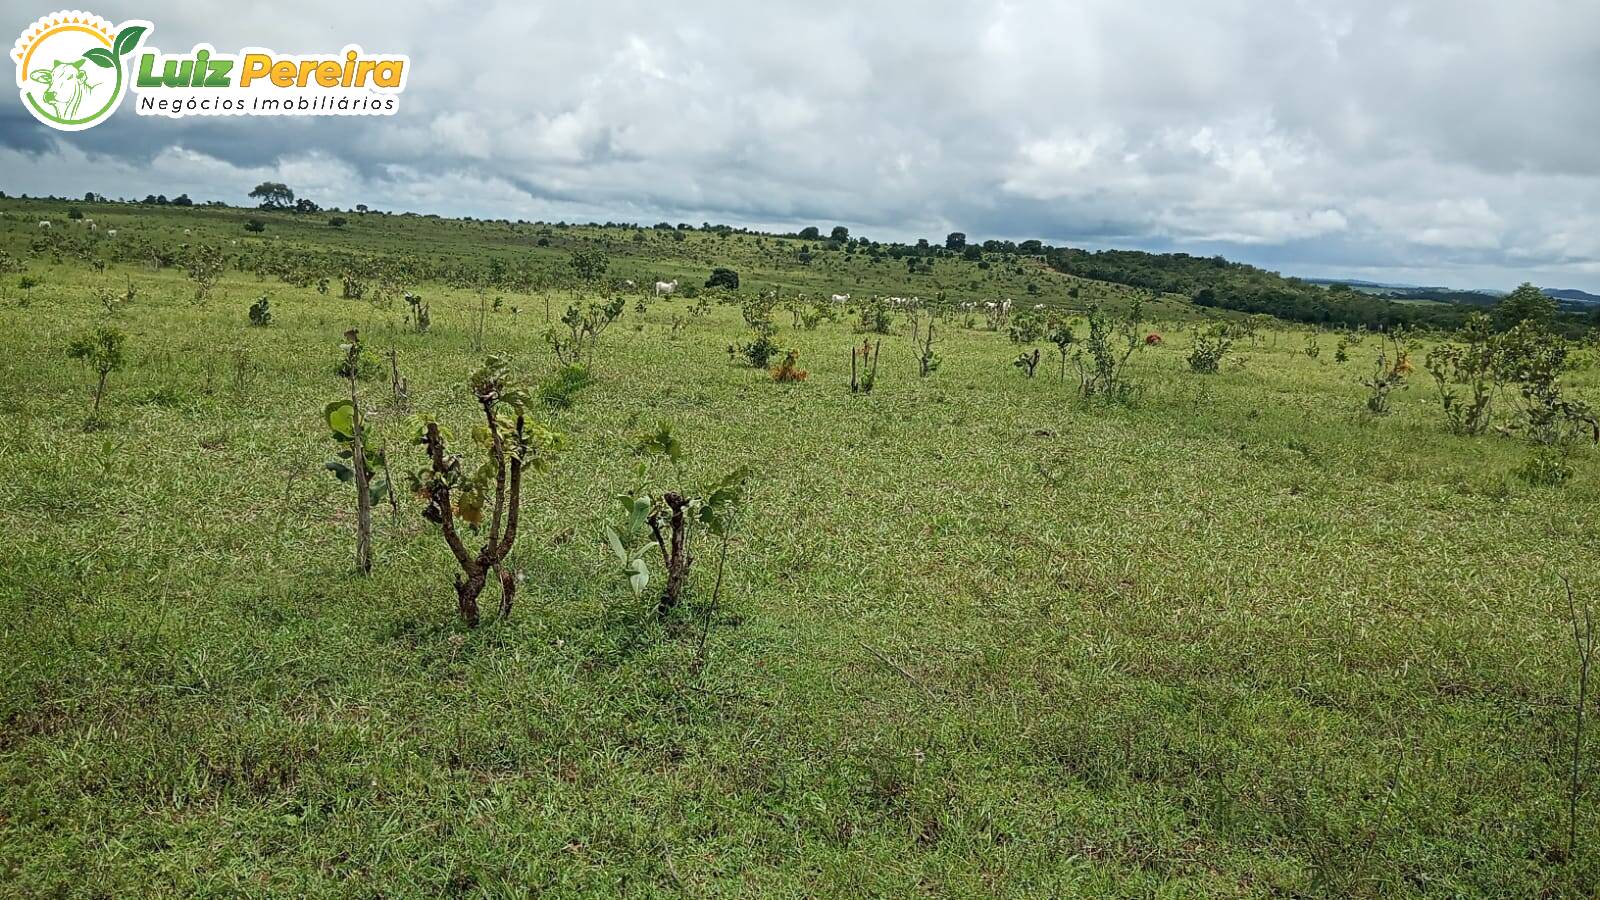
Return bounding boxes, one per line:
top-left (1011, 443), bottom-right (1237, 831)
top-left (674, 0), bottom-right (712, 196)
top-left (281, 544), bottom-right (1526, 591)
top-left (321, 361), bottom-right (388, 576)
top-left (407, 355), bottom-right (564, 626)
top-left (183, 243), bottom-right (225, 303)
top-left (244, 219), bottom-right (265, 233)
top-left (851, 339), bottom-right (880, 393)
top-left (1496, 322), bottom-right (1599, 445)
top-left (335, 332), bottom-right (382, 380)
top-left (546, 296), bottom-right (624, 366)
top-left (1515, 447), bottom-right (1573, 486)
top-left (1424, 313), bottom-right (1498, 436)
top-left (1361, 331), bottom-right (1413, 415)
top-left (538, 363), bottom-right (594, 409)
top-left (1187, 323), bottom-right (1234, 374)
top-left (404, 291), bottom-right (430, 333)
top-left (248, 295), bottom-right (272, 327)
top-left (66, 325), bottom-right (125, 420)
top-left (1008, 308), bottom-right (1046, 344)
top-left (705, 267), bottom-right (740, 290)
top-left (1013, 348), bottom-right (1041, 378)
top-left (858, 298), bottom-right (893, 335)
top-left (736, 294), bottom-right (781, 368)
top-left (568, 248), bottom-right (609, 283)
top-left (1072, 298), bottom-right (1145, 401)
top-left (605, 425), bottom-right (747, 616)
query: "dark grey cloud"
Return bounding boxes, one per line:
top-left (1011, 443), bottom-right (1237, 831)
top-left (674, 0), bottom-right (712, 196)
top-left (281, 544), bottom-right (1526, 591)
top-left (5, 1), bottom-right (1600, 289)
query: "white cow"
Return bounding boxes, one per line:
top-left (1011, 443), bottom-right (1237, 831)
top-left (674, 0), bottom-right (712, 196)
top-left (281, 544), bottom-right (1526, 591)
top-left (106, 228), bottom-right (117, 237)
top-left (87, 222), bottom-right (97, 231)
top-left (37, 220), bottom-right (51, 229)
top-left (830, 293), bottom-right (850, 304)
top-left (654, 279), bottom-right (678, 296)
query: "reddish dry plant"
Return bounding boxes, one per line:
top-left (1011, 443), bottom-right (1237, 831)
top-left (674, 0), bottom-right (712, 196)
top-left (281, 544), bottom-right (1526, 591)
top-left (409, 355), bottom-right (562, 626)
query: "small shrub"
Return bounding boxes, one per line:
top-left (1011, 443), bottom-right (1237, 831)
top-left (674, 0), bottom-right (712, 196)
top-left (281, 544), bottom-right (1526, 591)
top-left (538, 363), bottom-right (595, 409)
top-left (1496, 322), bottom-right (1599, 446)
top-left (1008, 308), bottom-right (1046, 344)
top-left (736, 295), bottom-right (781, 368)
top-left (605, 426), bottom-right (748, 616)
top-left (705, 267), bottom-right (740, 290)
top-left (546, 296), bottom-right (624, 367)
top-left (1072, 298), bottom-right (1146, 401)
top-left (183, 243), bottom-right (225, 304)
top-left (1013, 348), bottom-right (1041, 378)
top-left (404, 291), bottom-right (430, 333)
top-left (335, 333), bottom-right (382, 380)
top-left (66, 325), bottom-right (125, 420)
top-left (1424, 313), bottom-right (1498, 436)
top-left (1515, 447), bottom-right (1573, 486)
top-left (407, 355), bottom-right (564, 626)
top-left (858, 298), bottom-right (893, 335)
top-left (851, 339), bottom-right (880, 393)
top-left (1187, 323), bottom-right (1234, 374)
top-left (1361, 331), bottom-right (1413, 415)
top-left (244, 219), bottom-right (265, 233)
top-left (248, 295), bottom-right (272, 327)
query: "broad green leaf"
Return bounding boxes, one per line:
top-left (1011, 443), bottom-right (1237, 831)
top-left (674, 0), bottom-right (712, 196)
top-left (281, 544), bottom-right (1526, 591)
top-left (114, 25), bottom-right (147, 57)
top-left (324, 460), bottom-right (355, 483)
top-left (82, 48), bottom-right (115, 68)
top-left (604, 526), bottom-right (627, 564)
top-left (628, 558), bottom-right (649, 597)
top-left (630, 496), bottom-right (651, 531)
top-left (324, 400), bottom-right (355, 440)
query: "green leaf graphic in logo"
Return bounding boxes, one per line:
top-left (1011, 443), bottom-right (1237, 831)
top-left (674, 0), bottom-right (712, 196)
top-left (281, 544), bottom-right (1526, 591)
top-left (112, 25), bottom-right (147, 58)
top-left (82, 48), bottom-right (116, 69)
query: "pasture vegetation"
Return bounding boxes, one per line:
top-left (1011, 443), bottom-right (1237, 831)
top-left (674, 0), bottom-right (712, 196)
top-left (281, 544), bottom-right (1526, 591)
top-left (1, 196), bottom-right (1599, 896)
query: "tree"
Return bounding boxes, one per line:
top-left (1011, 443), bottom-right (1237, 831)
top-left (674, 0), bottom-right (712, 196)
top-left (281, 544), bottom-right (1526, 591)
top-left (568, 248), bottom-right (609, 283)
top-left (946, 232), bottom-right (966, 251)
top-left (798, 226), bottom-right (820, 240)
top-left (1495, 282), bottom-right (1557, 332)
top-left (170, 193), bottom-right (193, 206)
top-left (248, 181), bottom-right (295, 210)
top-left (294, 197), bottom-right (320, 214)
top-left (830, 225), bottom-right (849, 242)
top-left (705, 267), bottom-right (740, 290)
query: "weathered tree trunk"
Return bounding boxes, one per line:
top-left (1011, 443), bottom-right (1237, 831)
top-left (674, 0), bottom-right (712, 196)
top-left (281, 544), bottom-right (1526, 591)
top-left (659, 492), bottom-right (693, 615)
top-left (455, 570), bottom-right (484, 628)
top-left (497, 566), bottom-right (517, 620)
top-left (349, 371), bottom-right (373, 575)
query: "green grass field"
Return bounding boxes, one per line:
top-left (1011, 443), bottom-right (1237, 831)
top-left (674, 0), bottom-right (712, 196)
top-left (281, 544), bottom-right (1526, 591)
top-left (1, 199), bottom-right (1597, 897)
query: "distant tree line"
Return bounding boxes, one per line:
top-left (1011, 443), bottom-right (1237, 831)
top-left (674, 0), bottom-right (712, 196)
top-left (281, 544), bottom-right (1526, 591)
top-left (1045, 248), bottom-right (1596, 335)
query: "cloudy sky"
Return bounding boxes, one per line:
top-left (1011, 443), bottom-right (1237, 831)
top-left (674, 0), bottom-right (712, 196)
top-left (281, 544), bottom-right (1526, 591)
top-left (5, 1), bottom-right (1600, 290)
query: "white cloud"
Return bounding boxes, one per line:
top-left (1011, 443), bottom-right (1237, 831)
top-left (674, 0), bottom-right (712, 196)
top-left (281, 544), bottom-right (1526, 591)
top-left (3, 0), bottom-right (1599, 289)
